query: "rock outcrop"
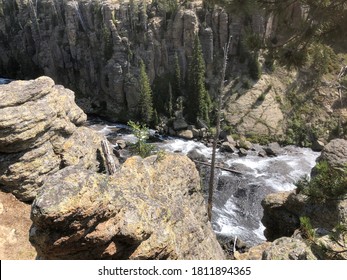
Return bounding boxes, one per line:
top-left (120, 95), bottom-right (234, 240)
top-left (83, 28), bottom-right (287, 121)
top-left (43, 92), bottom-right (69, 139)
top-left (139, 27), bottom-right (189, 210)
top-left (261, 191), bottom-right (347, 241)
top-left (315, 138), bottom-right (347, 169)
top-left (1, 76), bottom-right (223, 260)
top-left (0, 77), bottom-right (114, 201)
top-left (262, 237), bottom-right (317, 260)
top-left (30, 154), bottom-right (225, 260)
top-left (260, 138), bottom-right (347, 259)
top-left (224, 74), bottom-right (286, 137)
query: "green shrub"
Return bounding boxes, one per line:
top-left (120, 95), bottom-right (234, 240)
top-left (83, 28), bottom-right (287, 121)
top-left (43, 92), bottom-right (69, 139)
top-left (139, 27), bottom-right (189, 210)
top-left (296, 161), bottom-right (347, 202)
top-left (248, 56), bottom-right (261, 80)
top-left (299, 216), bottom-right (315, 241)
top-left (128, 120), bottom-right (154, 158)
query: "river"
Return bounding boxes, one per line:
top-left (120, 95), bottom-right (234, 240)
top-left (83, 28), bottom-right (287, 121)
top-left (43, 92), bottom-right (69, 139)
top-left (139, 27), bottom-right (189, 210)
top-left (87, 118), bottom-right (320, 246)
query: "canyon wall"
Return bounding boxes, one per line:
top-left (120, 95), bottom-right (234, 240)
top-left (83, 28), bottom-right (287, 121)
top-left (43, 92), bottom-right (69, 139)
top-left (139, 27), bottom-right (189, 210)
top-left (0, 0), bottom-right (270, 120)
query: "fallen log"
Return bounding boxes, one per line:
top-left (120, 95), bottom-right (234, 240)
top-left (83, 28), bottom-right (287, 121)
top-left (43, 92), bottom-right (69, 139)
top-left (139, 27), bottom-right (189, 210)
top-left (193, 160), bottom-right (243, 175)
top-left (101, 139), bottom-right (117, 175)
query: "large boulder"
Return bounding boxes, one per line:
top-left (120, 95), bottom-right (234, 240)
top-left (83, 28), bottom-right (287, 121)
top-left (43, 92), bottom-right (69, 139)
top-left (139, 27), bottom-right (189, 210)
top-left (316, 138), bottom-right (347, 169)
top-left (0, 77), bottom-right (86, 153)
top-left (262, 139), bottom-right (347, 241)
top-left (262, 237), bottom-right (317, 260)
top-left (261, 191), bottom-right (347, 241)
top-left (30, 154), bottom-right (225, 260)
top-left (261, 138), bottom-right (347, 259)
top-left (0, 77), bottom-right (116, 201)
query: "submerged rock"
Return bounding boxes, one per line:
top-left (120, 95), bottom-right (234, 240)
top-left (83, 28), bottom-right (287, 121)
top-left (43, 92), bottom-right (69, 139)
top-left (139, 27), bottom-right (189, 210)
top-left (30, 154), bottom-right (225, 260)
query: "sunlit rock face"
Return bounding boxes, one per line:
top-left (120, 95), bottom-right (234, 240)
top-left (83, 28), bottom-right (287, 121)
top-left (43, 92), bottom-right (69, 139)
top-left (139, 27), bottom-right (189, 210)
top-left (30, 154), bottom-right (225, 260)
top-left (0, 76), bottom-right (114, 201)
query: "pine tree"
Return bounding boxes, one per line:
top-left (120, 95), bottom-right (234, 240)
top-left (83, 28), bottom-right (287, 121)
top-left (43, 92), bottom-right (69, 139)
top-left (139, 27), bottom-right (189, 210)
top-left (186, 35), bottom-right (211, 125)
top-left (138, 60), bottom-right (154, 125)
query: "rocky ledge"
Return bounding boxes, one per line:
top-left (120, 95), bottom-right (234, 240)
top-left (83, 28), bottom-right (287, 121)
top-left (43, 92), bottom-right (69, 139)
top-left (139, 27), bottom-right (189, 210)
top-left (260, 138), bottom-right (347, 260)
top-left (30, 154), bottom-right (224, 260)
top-left (0, 77), bottom-right (223, 259)
top-left (0, 77), bottom-right (115, 201)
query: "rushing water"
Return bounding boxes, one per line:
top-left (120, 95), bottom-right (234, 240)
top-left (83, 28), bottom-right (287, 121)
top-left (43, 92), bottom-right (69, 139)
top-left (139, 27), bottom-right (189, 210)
top-left (0, 77), bottom-right (12, 84)
top-left (88, 118), bottom-right (320, 246)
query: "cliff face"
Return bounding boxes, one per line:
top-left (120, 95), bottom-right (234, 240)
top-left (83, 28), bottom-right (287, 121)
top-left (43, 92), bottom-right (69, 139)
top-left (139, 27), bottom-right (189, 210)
top-left (0, 0), bottom-right (269, 120)
top-left (1, 0), bottom-right (345, 142)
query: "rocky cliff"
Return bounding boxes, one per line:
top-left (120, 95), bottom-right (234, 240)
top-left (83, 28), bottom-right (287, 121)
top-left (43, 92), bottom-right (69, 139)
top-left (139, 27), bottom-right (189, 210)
top-left (0, 76), bottom-right (224, 259)
top-left (260, 139), bottom-right (347, 259)
top-left (0, 0), bottom-right (285, 132)
top-left (0, 0), bottom-right (345, 141)
top-left (0, 0), bottom-right (238, 119)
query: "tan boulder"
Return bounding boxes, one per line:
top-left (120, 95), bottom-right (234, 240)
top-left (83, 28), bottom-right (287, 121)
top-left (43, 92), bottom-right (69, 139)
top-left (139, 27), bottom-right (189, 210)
top-left (30, 153), bottom-right (225, 260)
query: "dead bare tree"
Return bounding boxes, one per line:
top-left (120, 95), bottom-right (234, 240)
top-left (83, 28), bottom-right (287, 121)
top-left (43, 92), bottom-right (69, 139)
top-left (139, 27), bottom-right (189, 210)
top-left (207, 35), bottom-right (232, 221)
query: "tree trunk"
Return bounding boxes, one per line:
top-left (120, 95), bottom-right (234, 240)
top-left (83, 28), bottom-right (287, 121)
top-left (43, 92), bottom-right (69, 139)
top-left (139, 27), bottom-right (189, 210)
top-left (207, 36), bottom-right (232, 221)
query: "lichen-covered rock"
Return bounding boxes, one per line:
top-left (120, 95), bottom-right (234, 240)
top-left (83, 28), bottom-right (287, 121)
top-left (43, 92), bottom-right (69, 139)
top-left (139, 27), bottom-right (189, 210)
top-left (0, 77), bottom-right (116, 201)
top-left (262, 237), bottom-right (317, 260)
top-left (0, 142), bottom-right (61, 201)
top-left (261, 191), bottom-right (347, 241)
top-left (316, 138), bottom-right (347, 169)
top-left (30, 154), bottom-right (225, 260)
top-left (0, 77), bottom-right (86, 153)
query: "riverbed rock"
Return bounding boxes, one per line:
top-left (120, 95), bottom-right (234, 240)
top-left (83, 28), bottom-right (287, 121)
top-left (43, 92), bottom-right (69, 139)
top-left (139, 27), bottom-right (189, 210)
top-left (311, 139), bottom-right (325, 152)
top-left (221, 142), bottom-right (236, 153)
top-left (238, 148), bottom-right (248, 157)
top-left (30, 153), bottom-right (225, 260)
top-left (264, 142), bottom-right (282, 156)
top-left (173, 118), bottom-right (189, 131)
top-left (187, 149), bottom-right (207, 162)
top-left (177, 129), bottom-right (194, 139)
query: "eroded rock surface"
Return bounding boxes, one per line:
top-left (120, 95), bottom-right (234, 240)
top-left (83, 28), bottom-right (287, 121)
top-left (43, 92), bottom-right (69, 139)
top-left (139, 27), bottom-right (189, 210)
top-left (30, 154), bottom-right (225, 260)
top-left (0, 77), bottom-right (114, 201)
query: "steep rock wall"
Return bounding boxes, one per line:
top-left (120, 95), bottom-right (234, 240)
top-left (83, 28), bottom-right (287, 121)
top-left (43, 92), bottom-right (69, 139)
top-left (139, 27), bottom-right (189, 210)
top-left (0, 0), bottom-right (269, 121)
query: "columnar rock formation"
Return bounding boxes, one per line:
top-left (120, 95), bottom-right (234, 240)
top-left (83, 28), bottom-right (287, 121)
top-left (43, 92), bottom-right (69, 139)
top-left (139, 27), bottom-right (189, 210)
top-left (0, 0), bottom-right (274, 122)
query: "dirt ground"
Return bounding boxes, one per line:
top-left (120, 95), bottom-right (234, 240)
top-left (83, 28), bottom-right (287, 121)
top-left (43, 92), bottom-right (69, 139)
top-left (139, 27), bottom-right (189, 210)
top-left (0, 191), bottom-right (36, 259)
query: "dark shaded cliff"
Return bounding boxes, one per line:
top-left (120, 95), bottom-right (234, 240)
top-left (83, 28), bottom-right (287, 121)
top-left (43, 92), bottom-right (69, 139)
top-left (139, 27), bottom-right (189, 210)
top-left (0, 0), bottom-right (270, 119)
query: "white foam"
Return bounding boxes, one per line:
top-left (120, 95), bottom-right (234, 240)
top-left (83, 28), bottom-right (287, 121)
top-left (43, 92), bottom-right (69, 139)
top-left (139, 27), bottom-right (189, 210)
top-left (254, 222), bottom-right (266, 241)
top-left (161, 138), bottom-right (213, 158)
